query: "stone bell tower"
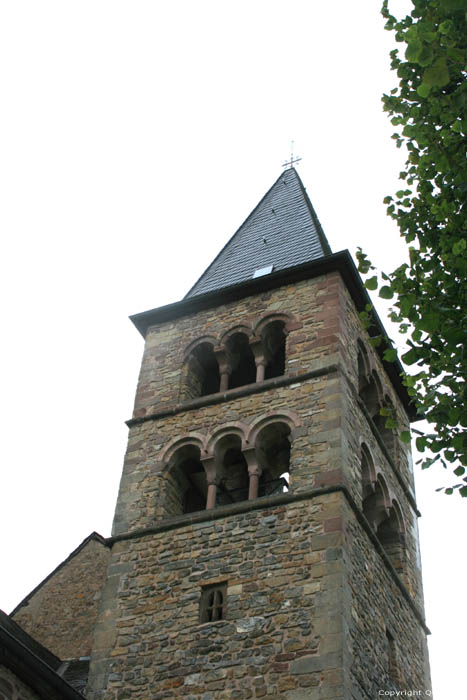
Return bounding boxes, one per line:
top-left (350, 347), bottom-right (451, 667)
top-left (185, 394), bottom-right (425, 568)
top-left (87, 168), bottom-right (431, 699)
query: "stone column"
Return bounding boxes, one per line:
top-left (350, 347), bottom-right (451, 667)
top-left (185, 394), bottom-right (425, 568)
top-left (206, 480), bottom-right (218, 510)
top-left (251, 338), bottom-right (267, 383)
top-left (202, 456), bottom-right (219, 510)
top-left (215, 348), bottom-right (231, 392)
top-left (243, 448), bottom-right (263, 501)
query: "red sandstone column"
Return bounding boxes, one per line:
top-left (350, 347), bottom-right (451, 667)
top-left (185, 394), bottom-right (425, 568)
top-left (202, 455), bottom-right (220, 510)
top-left (255, 361), bottom-right (266, 383)
top-left (251, 337), bottom-right (267, 383)
top-left (243, 448), bottom-right (263, 501)
top-left (248, 471), bottom-right (260, 500)
top-left (215, 348), bottom-right (231, 392)
top-left (206, 480), bottom-right (218, 510)
top-left (219, 368), bottom-right (230, 392)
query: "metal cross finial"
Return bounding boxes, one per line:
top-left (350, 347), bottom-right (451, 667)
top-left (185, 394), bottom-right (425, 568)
top-left (282, 141), bottom-right (302, 169)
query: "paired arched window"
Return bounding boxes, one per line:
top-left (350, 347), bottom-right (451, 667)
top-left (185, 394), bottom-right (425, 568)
top-left (182, 318), bottom-right (290, 401)
top-left (360, 446), bottom-right (406, 577)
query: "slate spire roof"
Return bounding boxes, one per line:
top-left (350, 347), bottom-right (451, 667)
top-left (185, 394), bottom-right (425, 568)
top-left (185, 167), bottom-right (332, 298)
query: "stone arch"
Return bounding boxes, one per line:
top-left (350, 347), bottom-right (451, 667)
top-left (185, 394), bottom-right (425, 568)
top-left (219, 324), bottom-right (253, 347)
top-left (158, 433), bottom-right (207, 467)
top-left (224, 330), bottom-right (257, 389)
top-left (205, 422), bottom-right (248, 457)
top-left (253, 312), bottom-right (295, 337)
top-left (213, 431), bottom-right (250, 506)
top-left (246, 410), bottom-right (302, 445)
top-left (361, 442), bottom-right (376, 501)
top-left (373, 395), bottom-right (398, 464)
top-left (362, 472), bottom-right (390, 532)
top-left (162, 439), bottom-right (207, 516)
top-left (360, 369), bottom-right (384, 418)
top-left (183, 335), bottom-right (219, 361)
top-left (357, 339), bottom-right (371, 394)
top-left (377, 498), bottom-right (407, 576)
top-left (247, 411), bottom-right (301, 496)
top-left (181, 338), bottom-right (220, 400)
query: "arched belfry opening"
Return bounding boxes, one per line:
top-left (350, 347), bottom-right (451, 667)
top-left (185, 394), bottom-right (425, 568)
top-left (361, 443), bottom-right (376, 502)
top-left (377, 500), bottom-right (406, 577)
top-left (256, 422), bottom-right (291, 496)
top-left (214, 434), bottom-right (250, 506)
top-left (373, 396), bottom-right (398, 464)
top-left (359, 369), bottom-right (382, 418)
top-left (357, 341), bottom-right (370, 395)
top-left (182, 342), bottom-right (220, 400)
top-left (362, 469), bottom-right (407, 578)
top-left (225, 332), bottom-right (256, 390)
top-left (262, 320), bottom-right (287, 380)
top-left (166, 444), bottom-right (207, 516)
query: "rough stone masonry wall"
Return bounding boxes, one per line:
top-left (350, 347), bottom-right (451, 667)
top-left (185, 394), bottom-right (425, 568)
top-left (87, 492), bottom-right (347, 700)
top-left (12, 539), bottom-right (110, 660)
top-left (343, 499), bottom-right (431, 698)
top-left (0, 666), bottom-right (40, 700)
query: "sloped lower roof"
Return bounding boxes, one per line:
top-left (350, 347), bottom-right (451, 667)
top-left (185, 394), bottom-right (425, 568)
top-left (185, 167), bottom-right (331, 297)
top-left (0, 610), bottom-right (83, 699)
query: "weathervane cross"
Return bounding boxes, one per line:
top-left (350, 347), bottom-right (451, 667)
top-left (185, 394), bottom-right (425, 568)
top-left (282, 141), bottom-right (302, 169)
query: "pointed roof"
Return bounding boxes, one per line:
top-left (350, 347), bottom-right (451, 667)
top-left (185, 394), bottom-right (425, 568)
top-left (185, 167), bottom-right (332, 298)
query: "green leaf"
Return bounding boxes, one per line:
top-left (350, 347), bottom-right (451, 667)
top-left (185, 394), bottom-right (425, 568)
top-left (383, 348), bottom-right (398, 362)
top-left (419, 312), bottom-right (440, 333)
top-left (379, 286), bottom-right (394, 299)
top-left (401, 431), bottom-right (411, 443)
top-left (365, 276), bottom-right (378, 290)
top-left (417, 83), bottom-right (431, 98)
top-left (402, 348), bottom-right (419, 365)
top-left (423, 57), bottom-right (450, 88)
top-left (416, 436), bottom-right (427, 451)
top-left (418, 45), bottom-right (434, 67)
top-left (452, 239), bottom-right (466, 255)
top-left (460, 486), bottom-right (467, 498)
top-left (439, 19), bottom-right (454, 35)
top-left (406, 40), bottom-right (422, 63)
top-left (454, 466), bottom-right (466, 477)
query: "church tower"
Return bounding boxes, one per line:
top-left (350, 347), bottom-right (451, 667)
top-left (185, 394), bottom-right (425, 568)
top-left (87, 168), bottom-right (431, 699)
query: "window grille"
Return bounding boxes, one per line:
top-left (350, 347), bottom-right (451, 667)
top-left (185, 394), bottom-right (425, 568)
top-left (200, 583), bottom-right (227, 623)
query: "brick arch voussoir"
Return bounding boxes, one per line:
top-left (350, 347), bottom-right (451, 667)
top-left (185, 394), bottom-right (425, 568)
top-left (245, 410), bottom-right (302, 447)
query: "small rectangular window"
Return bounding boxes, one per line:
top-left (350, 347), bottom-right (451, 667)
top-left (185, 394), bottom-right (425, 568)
top-left (200, 582), bottom-right (227, 623)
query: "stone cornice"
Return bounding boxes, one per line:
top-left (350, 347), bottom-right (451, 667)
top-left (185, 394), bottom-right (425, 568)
top-left (126, 364), bottom-right (338, 427)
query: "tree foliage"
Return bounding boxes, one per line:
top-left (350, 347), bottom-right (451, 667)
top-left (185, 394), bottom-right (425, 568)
top-left (357, 0), bottom-right (467, 495)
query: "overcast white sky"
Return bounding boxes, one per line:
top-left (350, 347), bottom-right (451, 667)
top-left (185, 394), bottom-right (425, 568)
top-left (0, 1), bottom-right (464, 696)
